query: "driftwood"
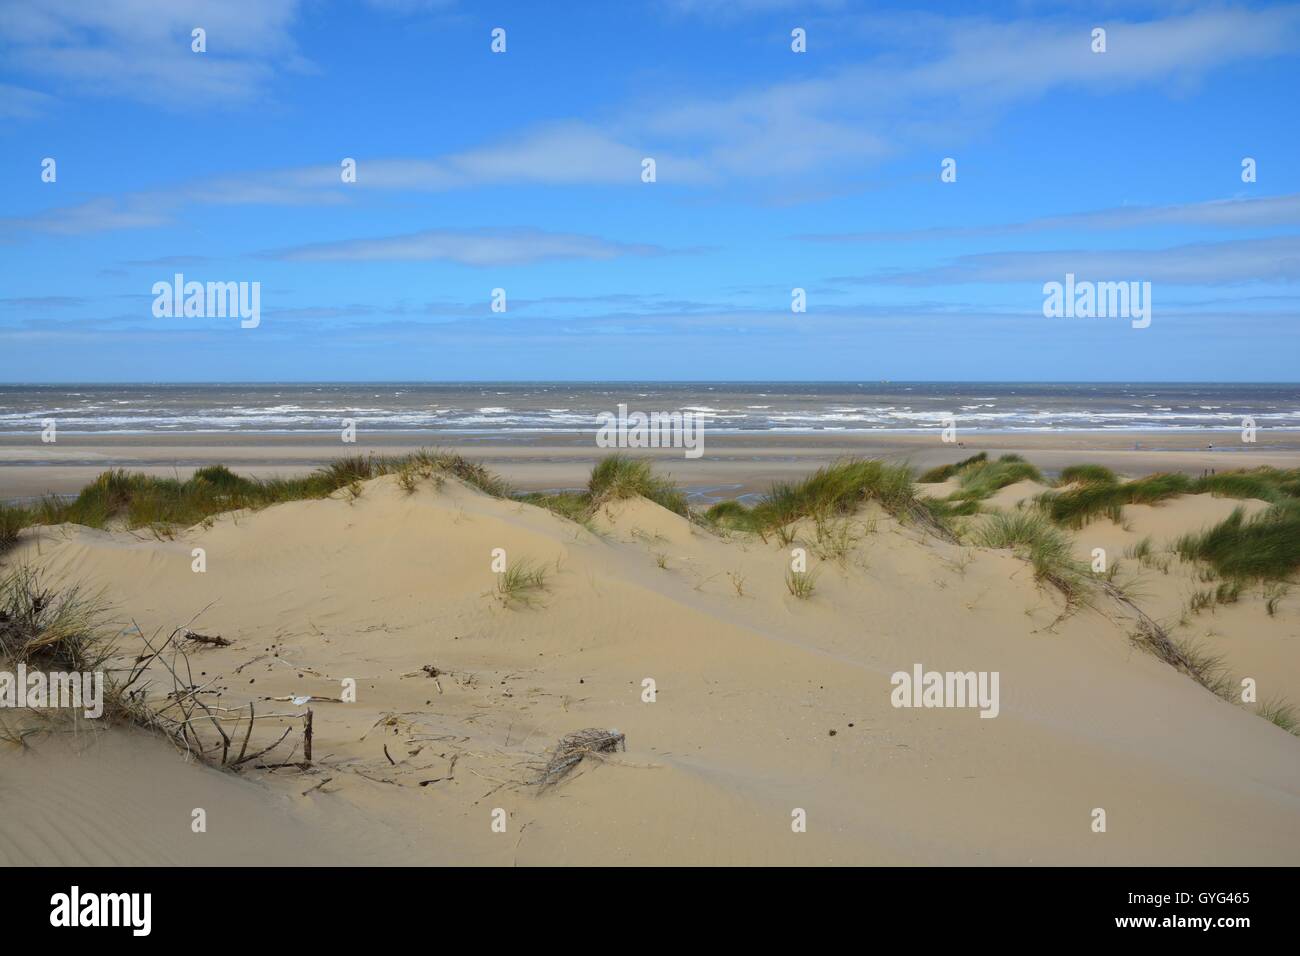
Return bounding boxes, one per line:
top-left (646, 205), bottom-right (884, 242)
top-left (179, 629), bottom-right (232, 647)
top-left (121, 621), bottom-right (310, 772)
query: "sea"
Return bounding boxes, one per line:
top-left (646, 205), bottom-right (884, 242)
top-left (1, 383), bottom-right (1297, 435)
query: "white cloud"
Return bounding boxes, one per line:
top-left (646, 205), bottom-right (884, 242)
top-left (264, 228), bottom-right (671, 266)
top-left (0, 82), bottom-right (53, 118)
top-left (802, 194), bottom-right (1300, 242)
top-left (868, 235), bottom-right (1300, 286)
top-left (0, 0), bottom-right (307, 107)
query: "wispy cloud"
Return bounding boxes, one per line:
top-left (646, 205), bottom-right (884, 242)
top-left (853, 235), bottom-right (1300, 286)
top-left (9, 6), bottom-right (1297, 235)
top-left (0, 0), bottom-right (308, 108)
top-left (801, 194), bottom-right (1300, 242)
top-left (263, 228), bottom-right (673, 266)
top-left (0, 81), bottom-right (53, 119)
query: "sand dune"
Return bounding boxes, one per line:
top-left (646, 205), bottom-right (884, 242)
top-left (2, 467), bottom-right (1298, 865)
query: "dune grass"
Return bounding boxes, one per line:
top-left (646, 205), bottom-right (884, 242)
top-left (917, 452), bottom-right (987, 484)
top-left (495, 559), bottom-right (549, 608)
top-left (973, 510), bottom-right (1090, 601)
top-left (517, 454), bottom-right (690, 524)
top-left (0, 566), bottom-right (115, 673)
top-left (586, 455), bottom-right (688, 515)
top-left (1036, 466), bottom-right (1300, 530)
top-left (1175, 500), bottom-right (1300, 582)
top-left (1, 451), bottom-right (691, 550)
top-left (1129, 621), bottom-right (1235, 700)
top-left (1057, 464), bottom-right (1118, 486)
top-left (700, 458), bottom-right (954, 542)
top-left (0, 450), bottom-right (514, 553)
top-left (1258, 696), bottom-right (1300, 735)
top-left (785, 568), bottom-right (817, 599)
top-left (1037, 472), bottom-right (1194, 528)
top-left (0, 504), bottom-right (24, 556)
top-left (702, 499), bottom-right (752, 530)
top-left (949, 454), bottom-right (1044, 502)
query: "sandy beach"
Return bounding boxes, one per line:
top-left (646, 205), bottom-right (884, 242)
top-left (3, 446), bottom-right (1298, 865)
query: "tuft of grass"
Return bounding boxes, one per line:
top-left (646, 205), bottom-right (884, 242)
top-left (1175, 501), bottom-right (1300, 582)
top-left (785, 568), bottom-right (817, 599)
top-left (0, 504), bottom-right (27, 556)
top-left (698, 458), bottom-right (939, 539)
top-left (0, 566), bottom-right (115, 673)
top-left (752, 458), bottom-right (947, 538)
top-left (1037, 472), bottom-right (1192, 529)
top-left (703, 499), bottom-right (752, 530)
top-left (518, 456), bottom-right (689, 526)
top-left (1129, 623), bottom-right (1234, 700)
top-left (917, 452), bottom-right (987, 484)
top-left (586, 455), bottom-right (688, 516)
top-left (1124, 536), bottom-right (1154, 563)
top-left (1264, 583), bottom-right (1289, 617)
top-left (1038, 466), bottom-right (1300, 530)
top-left (974, 511), bottom-right (1090, 601)
top-left (948, 455), bottom-right (1043, 503)
top-left (1193, 467), bottom-right (1300, 504)
top-left (1258, 696), bottom-right (1300, 735)
top-left (1214, 580), bottom-right (1242, 605)
top-left (495, 559), bottom-right (549, 609)
top-left (1188, 589), bottom-right (1216, 614)
top-left (1057, 464), bottom-right (1118, 486)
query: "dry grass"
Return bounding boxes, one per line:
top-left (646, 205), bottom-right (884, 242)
top-left (533, 728), bottom-right (626, 790)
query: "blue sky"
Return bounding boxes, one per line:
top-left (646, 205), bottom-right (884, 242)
top-left (1, 0), bottom-right (1298, 382)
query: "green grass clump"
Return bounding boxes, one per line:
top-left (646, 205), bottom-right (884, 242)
top-left (974, 510), bottom-right (1090, 601)
top-left (696, 458), bottom-right (951, 541)
top-left (745, 458), bottom-right (936, 534)
top-left (1258, 696), bottom-right (1300, 735)
top-left (917, 452), bottom-right (987, 484)
top-left (1175, 501), bottom-right (1300, 582)
top-left (0, 566), bottom-right (115, 673)
top-left (517, 491), bottom-right (591, 523)
top-left (703, 499), bottom-right (753, 530)
top-left (1191, 467), bottom-right (1299, 504)
top-left (0, 504), bottom-right (27, 556)
top-left (1038, 466), bottom-right (1300, 530)
top-left (495, 559), bottom-right (549, 608)
top-left (1129, 623), bottom-right (1234, 700)
top-left (586, 455), bottom-right (688, 516)
top-left (0, 450), bottom-right (515, 545)
top-left (516, 456), bottom-right (690, 525)
top-left (785, 568), bottom-right (817, 599)
top-left (950, 455), bottom-right (1043, 502)
top-left (1057, 464), bottom-right (1118, 486)
top-left (1037, 472), bottom-right (1193, 529)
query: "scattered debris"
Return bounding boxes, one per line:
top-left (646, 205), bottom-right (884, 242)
top-left (534, 728), bottom-right (626, 790)
top-left (179, 629), bottom-right (231, 647)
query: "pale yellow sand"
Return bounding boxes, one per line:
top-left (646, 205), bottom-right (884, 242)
top-left (2, 467), bottom-right (1297, 865)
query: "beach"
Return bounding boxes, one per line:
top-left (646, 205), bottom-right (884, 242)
top-left (3, 440), bottom-right (1298, 865)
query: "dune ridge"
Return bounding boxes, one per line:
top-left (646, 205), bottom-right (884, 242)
top-left (2, 454), bottom-right (1298, 866)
